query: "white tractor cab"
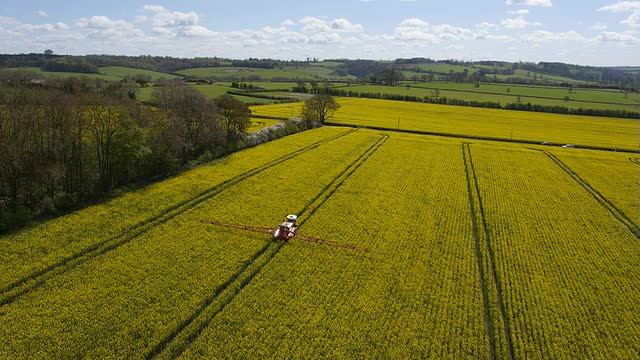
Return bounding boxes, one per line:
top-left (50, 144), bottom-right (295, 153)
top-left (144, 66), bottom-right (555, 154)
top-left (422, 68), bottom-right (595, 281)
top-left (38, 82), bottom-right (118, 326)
top-left (273, 214), bottom-right (299, 241)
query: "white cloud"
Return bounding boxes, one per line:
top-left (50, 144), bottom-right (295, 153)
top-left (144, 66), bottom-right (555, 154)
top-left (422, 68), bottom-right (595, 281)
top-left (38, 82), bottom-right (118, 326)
top-left (622, 10), bottom-right (640, 26)
top-left (388, 29), bottom-right (439, 43)
top-left (508, 9), bottom-right (530, 15)
top-left (152, 11), bottom-right (198, 27)
top-left (76, 16), bottom-right (143, 39)
top-left (15, 21), bottom-right (68, 32)
top-left (0, 16), bottom-right (20, 27)
top-left (299, 16), bottom-right (363, 33)
top-left (76, 16), bottom-right (128, 29)
top-left (152, 26), bottom-right (175, 37)
top-left (142, 5), bottom-right (166, 12)
top-left (476, 31), bottom-right (514, 41)
top-left (595, 30), bottom-right (638, 46)
top-left (143, 4), bottom-right (199, 27)
top-left (591, 23), bottom-right (608, 31)
top-left (134, 15), bottom-right (147, 23)
top-left (281, 32), bottom-right (308, 43)
top-left (506, 0), bottom-right (552, 7)
top-left (398, 18), bottom-right (429, 28)
top-left (476, 22), bottom-right (498, 29)
top-left (37, 10), bottom-right (49, 18)
top-left (281, 19), bottom-right (295, 27)
top-left (330, 18), bottom-right (363, 32)
top-left (177, 25), bottom-right (217, 38)
top-left (300, 16), bottom-right (330, 32)
top-left (501, 16), bottom-right (539, 29)
top-left (432, 24), bottom-right (474, 40)
top-left (523, 30), bottom-right (586, 42)
top-left (17, 23), bottom-right (53, 32)
top-left (389, 18), bottom-right (512, 44)
top-left (262, 26), bottom-right (286, 34)
top-left (597, 1), bottom-right (640, 13)
top-left (309, 32), bottom-right (342, 44)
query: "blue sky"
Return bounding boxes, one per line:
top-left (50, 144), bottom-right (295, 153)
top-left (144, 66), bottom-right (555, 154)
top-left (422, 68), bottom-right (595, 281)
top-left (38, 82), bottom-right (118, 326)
top-left (1, 0), bottom-right (639, 65)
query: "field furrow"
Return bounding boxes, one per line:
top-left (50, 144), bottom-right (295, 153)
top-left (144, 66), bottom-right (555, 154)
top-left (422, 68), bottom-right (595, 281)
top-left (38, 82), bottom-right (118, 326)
top-left (0, 127), bottom-right (353, 293)
top-left (150, 134), bottom-right (388, 359)
top-left (0, 130), bottom-right (380, 359)
top-left (543, 151), bottom-right (639, 237)
top-left (0, 129), bottom-right (355, 306)
top-left (463, 143), bottom-right (513, 360)
top-left (177, 134), bottom-right (490, 359)
top-left (470, 144), bottom-right (640, 358)
top-left (550, 149), bottom-right (639, 228)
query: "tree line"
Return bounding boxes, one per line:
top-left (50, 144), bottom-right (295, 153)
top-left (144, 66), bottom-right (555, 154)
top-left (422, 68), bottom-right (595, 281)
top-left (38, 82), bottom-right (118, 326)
top-left (0, 74), bottom-right (265, 232)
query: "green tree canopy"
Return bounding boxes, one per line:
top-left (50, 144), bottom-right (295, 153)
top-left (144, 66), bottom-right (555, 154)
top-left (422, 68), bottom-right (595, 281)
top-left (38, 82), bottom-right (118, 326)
top-left (300, 94), bottom-right (341, 125)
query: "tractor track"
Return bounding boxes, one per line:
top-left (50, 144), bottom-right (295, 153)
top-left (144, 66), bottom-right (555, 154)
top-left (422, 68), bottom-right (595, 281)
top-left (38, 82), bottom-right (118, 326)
top-left (147, 134), bottom-right (388, 360)
top-left (630, 157), bottom-right (640, 166)
top-left (463, 143), bottom-right (515, 360)
top-left (0, 129), bottom-right (357, 308)
top-left (462, 145), bottom-right (497, 360)
top-left (543, 151), bottom-right (640, 238)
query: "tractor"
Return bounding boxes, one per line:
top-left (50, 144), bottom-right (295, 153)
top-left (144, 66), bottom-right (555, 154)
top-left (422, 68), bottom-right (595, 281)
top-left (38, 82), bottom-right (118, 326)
top-left (273, 215), bottom-right (298, 241)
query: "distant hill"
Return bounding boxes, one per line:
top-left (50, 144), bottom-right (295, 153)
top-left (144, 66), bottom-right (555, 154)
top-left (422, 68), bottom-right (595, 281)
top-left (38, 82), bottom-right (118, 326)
top-left (0, 53), bottom-right (638, 89)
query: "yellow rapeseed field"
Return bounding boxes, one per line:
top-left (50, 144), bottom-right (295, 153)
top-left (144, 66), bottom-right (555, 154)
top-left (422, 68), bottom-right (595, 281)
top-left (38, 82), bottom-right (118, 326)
top-left (251, 98), bottom-right (639, 150)
top-left (0, 126), bottom-right (637, 358)
top-left (470, 144), bottom-right (640, 358)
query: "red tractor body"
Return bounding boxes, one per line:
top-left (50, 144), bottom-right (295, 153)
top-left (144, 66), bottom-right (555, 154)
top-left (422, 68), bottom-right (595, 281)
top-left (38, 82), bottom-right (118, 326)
top-left (273, 215), bottom-right (299, 241)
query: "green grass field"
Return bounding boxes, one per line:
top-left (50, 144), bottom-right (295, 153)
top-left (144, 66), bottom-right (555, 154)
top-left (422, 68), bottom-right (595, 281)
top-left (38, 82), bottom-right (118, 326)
top-left (252, 98), bottom-right (640, 150)
top-left (98, 66), bottom-right (180, 81)
top-left (492, 69), bottom-right (596, 85)
top-left (343, 83), bottom-right (640, 112)
top-left (217, 81), bottom-right (298, 90)
top-left (399, 63), bottom-right (477, 74)
top-left (407, 82), bottom-right (639, 105)
top-left (1, 67), bottom-right (122, 81)
top-left (176, 66), bottom-right (355, 81)
top-left (229, 94), bottom-right (280, 105)
top-left (136, 84), bottom-right (280, 105)
top-left (1, 125), bottom-right (638, 358)
top-left (397, 63), bottom-right (596, 85)
top-left (309, 61), bottom-right (345, 68)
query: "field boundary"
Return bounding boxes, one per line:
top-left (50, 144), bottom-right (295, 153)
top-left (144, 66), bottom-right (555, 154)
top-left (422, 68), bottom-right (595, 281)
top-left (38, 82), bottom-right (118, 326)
top-left (323, 122), bottom-right (638, 154)
top-left (464, 143), bottom-right (515, 360)
top-left (543, 151), bottom-right (640, 238)
top-left (0, 129), bottom-right (357, 307)
top-left (403, 84), bottom-right (640, 107)
top-left (147, 134), bottom-right (389, 360)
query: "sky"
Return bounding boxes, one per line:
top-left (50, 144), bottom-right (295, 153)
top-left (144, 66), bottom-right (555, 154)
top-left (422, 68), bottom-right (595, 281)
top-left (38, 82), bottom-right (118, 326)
top-left (0, 0), bottom-right (639, 66)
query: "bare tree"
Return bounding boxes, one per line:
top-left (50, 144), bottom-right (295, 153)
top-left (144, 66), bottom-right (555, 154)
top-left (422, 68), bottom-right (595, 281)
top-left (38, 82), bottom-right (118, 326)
top-left (152, 83), bottom-right (222, 162)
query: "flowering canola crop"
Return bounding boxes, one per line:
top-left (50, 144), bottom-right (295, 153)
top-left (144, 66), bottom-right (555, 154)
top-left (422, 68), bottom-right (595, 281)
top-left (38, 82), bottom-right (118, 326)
top-left (0, 126), bottom-right (638, 359)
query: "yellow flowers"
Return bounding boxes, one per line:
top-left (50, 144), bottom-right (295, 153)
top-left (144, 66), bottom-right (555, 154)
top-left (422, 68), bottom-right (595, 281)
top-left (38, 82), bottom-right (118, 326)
top-left (178, 135), bottom-right (491, 359)
top-left (0, 123), bottom-right (637, 358)
top-left (469, 143), bottom-right (640, 358)
top-left (251, 98), bottom-right (639, 150)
